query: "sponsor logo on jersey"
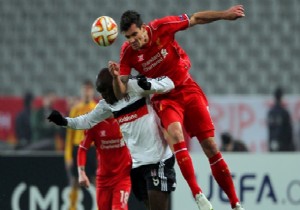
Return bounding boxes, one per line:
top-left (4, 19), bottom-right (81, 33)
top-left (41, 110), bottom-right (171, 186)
top-left (114, 98), bottom-right (149, 125)
top-left (118, 114), bottom-right (138, 123)
top-left (100, 138), bottom-right (125, 149)
top-left (141, 52), bottom-right (164, 72)
top-left (117, 105), bottom-right (148, 125)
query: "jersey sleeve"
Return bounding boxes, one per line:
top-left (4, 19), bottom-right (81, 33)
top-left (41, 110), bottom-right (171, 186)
top-left (119, 42), bottom-right (132, 76)
top-left (77, 130), bottom-right (94, 166)
top-left (127, 76), bottom-right (175, 95)
top-left (67, 100), bottom-right (112, 130)
top-left (150, 14), bottom-right (190, 35)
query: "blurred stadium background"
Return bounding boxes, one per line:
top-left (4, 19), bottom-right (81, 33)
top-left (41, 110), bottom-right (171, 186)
top-left (1, 0), bottom-right (299, 210)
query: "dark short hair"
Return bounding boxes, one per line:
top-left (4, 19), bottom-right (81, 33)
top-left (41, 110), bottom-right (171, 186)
top-left (221, 132), bottom-right (232, 145)
top-left (24, 92), bottom-right (34, 107)
top-left (82, 79), bottom-right (94, 87)
top-left (274, 86), bottom-right (283, 101)
top-left (95, 68), bottom-right (112, 93)
top-left (120, 10), bottom-right (143, 32)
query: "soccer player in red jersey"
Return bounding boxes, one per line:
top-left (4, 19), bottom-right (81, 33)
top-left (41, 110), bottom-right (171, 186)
top-left (77, 118), bottom-right (132, 210)
top-left (109, 5), bottom-right (246, 210)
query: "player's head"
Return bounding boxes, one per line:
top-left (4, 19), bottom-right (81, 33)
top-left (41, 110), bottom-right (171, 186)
top-left (274, 86), bottom-right (283, 103)
top-left (96, 68), bottom-right (118, 105)
top-left (120, 10), bottom-right (149, 50)
top-left (42, 89), bottom-right (56, 108)
top-left (81, 79), bottom-right (94, 102)
top-left (23, 91), bottom-right (34, 109)
top-left (221, 132), bottom-right (233, 145)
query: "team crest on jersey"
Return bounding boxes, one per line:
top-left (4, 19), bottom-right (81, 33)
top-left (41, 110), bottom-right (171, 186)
top-left (137, 54), bottom-right (144, 62)
top-left (160, 49), bottom-right (168, 58)
top-left (100, 130), bottom-right (106, 137)
top-left (178, 14), bottom-right (184, 21)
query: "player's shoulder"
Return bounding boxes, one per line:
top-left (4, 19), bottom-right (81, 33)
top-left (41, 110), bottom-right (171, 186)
top-left (149, 14), bottom-right (188, 29)
top-left (121, 41), bottom-right (132, 54)
top-left (97, 99), bottom-right (110, 107)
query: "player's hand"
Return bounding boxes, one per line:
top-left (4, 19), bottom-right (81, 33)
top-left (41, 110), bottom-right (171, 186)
top-left (108, 61), bottom-right (120, 78)
top-left (78, 170), bottom-right (90, 188)
top-left (224, 5), bottom-right (245, 20)
top-left (136, 75), bottom-right (151, 90)
top-left (47, 110), bottom-right (68, 126)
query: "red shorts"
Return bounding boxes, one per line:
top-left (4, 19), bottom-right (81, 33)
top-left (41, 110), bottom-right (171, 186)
top-left (96, 176), bottom-right (131, 210)
top-left (152, 77), bottom-right (214, 141)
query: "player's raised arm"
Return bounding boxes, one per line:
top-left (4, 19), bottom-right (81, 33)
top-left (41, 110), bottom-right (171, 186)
top-left (48, 101), bottom-right (112, 130)
top-left (189, 5), bottom-right (245, 26)
top-left (128, 75), bottom-right (175, 95)
top-left (108, 61), bottom-right (129, 99)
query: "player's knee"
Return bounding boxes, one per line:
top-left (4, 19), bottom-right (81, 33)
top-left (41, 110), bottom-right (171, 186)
top-left (167, 123), bottom-right (184, 141)
top-left (200, 137), bottom-right (219, 157)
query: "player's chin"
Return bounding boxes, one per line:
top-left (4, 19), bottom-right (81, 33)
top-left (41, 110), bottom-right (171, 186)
top-left (131, 43), bottom-right (141, 50)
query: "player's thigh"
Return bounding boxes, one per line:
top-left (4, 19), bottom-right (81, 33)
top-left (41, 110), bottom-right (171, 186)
top-left (160, 104), bottom-right (184, 130)
top-left (148, 190), bottom-right (170, 210)
top-left (112, 178), bottom-right (131, 210)
top-left (184, 94), bottom-right (215, 139)
top-left (130, 167), bottom-right (148, 202)
top-left (152, 96), bottom-right (184, 129)
top-left (97, 188), bottom-right (113, 210)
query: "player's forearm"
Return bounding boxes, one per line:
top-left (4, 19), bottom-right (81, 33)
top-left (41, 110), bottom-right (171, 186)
top-left (147, 76), bottom-right (175, 94)
top-left (77, 166), bottom-right (85, 174)
top-left (190, 10), bottom-right (226, 25)
top-left (112, 76), bottom-right (127, 99)
top-left (77, 146), bottom-right (87, 170)
top-left (66, 107), bottom-right (104, 129)
top-left (190, 5), bottom-right (245, 26)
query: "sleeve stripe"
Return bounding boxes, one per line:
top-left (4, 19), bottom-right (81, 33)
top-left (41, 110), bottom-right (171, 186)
top-left (79, 145), bottom-right (88, 150)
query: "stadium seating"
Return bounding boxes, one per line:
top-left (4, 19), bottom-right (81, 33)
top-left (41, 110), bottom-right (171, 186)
top-left (1, 0), bottom-right (299, 96)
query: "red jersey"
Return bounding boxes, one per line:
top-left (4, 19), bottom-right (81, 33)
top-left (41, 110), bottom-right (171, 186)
top-left (120, 14), bottom-right (191, 86)
top-left (78, 118), bottom-right (132, 187)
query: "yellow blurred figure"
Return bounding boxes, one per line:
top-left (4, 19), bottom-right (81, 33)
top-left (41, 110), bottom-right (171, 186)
top-left (64, 80), bottom-right (97, 210)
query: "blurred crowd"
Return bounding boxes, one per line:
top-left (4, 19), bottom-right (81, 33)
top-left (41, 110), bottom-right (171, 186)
top-left (14, 89), bottom-right (65, 151)
top-left (0, 84), bottom-right (298, 153)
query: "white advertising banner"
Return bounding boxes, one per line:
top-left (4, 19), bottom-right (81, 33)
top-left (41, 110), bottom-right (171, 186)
top-left (172, 153), bottom-right (300, 210)
top-left (188, 96), bottom-right (300, 153)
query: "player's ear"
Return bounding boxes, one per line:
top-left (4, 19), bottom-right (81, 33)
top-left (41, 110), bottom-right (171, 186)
top-left (141, 24), bottom-right (147, 31)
